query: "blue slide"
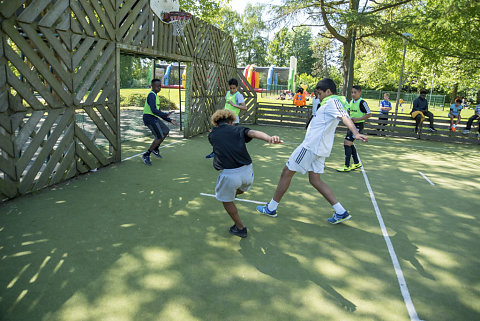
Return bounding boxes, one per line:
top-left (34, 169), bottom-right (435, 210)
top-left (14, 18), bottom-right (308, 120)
top-left (164, 64), bottom-right (172, 86)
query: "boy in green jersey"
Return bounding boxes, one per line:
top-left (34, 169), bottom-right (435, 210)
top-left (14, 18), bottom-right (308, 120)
top-left (142, 79), bottom-right (177, 166)
top-left (337, 85), bottom-right (371, 172)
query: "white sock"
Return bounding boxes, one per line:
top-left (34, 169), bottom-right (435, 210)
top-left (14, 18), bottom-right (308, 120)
top-left (332, 202), bottom-right (346, 214)
top-left (267, 199), bottom-right (279, 211)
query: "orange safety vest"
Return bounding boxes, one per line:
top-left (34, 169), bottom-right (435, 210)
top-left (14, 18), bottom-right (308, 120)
top-left (293, 93), bottom-right (306, 107)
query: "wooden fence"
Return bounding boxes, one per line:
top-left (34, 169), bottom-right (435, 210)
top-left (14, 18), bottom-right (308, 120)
top-left (0, 0), bottom-right (255, 201)
top-left (257, 102), bottom-right (480, 144)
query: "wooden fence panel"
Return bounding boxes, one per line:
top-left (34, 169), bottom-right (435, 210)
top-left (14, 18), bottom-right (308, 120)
top-left (0, 0), bottom-right (250, 200)
top-left (257, 103), bottom-right (480, 144)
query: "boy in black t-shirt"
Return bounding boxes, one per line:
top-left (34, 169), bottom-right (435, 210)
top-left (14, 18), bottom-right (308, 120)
top-left (208, 110), bottom-right (282, 238)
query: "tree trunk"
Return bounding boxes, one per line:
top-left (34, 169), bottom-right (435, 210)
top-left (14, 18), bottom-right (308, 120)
top-left (451, 83), bottom-right (458, 103)
top-left (476, 86), bottom-right (480, 104)
top-left (342, 36), bottom-right (352, 96)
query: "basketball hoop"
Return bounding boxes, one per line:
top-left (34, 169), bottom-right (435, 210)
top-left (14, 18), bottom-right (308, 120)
top-left (163, 11), bottom-right (192, 36)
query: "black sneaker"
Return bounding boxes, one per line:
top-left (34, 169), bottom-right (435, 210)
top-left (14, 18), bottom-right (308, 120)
top-left (152, 149), bottom-right (162, 158)
top-left (429, 127), bottom-right (437, 132)
top-left (205, 152), bottom-right (215, 159)
top-left (142, 153), bottom-right (152, 166)
top-left (229, 224), bottom-right (247, 238)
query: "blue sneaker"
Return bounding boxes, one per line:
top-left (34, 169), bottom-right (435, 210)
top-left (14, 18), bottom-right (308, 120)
top-left (256, 204), bottom-right (277, 217)
top-left (327, 211), bottom-right (352, 224)
top-left (205, 152), bottom-right (215, 159)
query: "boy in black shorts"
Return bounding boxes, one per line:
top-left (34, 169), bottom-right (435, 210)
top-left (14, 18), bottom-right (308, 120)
top-left (142, 79), bottom-right (177, 166)
top-left (337, 85), bottom-right (371, 172)
top-left (208, 109), bottom-right (282, 238)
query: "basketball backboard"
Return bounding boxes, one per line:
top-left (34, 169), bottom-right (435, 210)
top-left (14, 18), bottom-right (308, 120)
top-left (150, 0), bottom-right (180, 18)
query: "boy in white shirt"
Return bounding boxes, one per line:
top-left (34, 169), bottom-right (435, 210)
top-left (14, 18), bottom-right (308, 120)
top-left (256, 78), bottom-right (368, 224)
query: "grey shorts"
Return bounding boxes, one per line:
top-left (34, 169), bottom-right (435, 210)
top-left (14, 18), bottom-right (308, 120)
top-left (147, 119), bottom-right (169, 140)
top-left (215, 164), bottom-right (254, 202)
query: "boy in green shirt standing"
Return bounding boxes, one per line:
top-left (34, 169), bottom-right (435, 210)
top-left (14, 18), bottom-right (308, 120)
top-left (205, 78), bottom-right (247, 158)
top-left (337, 85), bottom-right (371, 172)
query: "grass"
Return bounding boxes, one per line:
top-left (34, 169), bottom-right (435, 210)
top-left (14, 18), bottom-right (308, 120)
top-left (1, 125), bottom-right (479, 321)
top-left (120, 88), bottom-right (186, 109)
top-left (120, 88), bottom-right (475, 120)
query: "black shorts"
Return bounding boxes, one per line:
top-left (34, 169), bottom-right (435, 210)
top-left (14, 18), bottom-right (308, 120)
top-left (143, 114), bottom-right (169, 139)
top-left (345, 122), bottom-right (364, 142)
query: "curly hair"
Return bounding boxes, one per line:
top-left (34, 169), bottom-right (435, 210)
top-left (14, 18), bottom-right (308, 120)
top-left (211, 109), bottom-right (236, 126)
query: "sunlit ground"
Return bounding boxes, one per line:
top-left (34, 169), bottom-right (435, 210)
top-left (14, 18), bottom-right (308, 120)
top-left (1, 125), bottom-right (479, 321)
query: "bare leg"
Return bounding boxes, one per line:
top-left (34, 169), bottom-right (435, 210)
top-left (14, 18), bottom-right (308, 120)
top-left (223, 202), bottom-right (244, 229)
top-left (308, 172), bottom-right (338, 205)
top-left (149, 137), bottom-right (165, 151)
top-left (272, 166), bottom-right (296, 202)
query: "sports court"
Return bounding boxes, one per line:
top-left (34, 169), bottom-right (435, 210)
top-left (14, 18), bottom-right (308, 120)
top-left (1, 125), bottom-right (478, 321)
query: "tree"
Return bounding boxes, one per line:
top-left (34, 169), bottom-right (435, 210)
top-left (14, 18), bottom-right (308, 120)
top-left (271, 0), bottom-right (419, 94)
top-left (291, 26), bottom-right (315, 74)
top-left (120, 55), bottom-right (133, 88)
top-left (216, 5), bottom-right (269, 66)
top-left (179, 0), bottom-right (231, 24)
top-left (267, 26), bottom-right (315, 73)
top-left (267, 27), bottom-right (293, 67)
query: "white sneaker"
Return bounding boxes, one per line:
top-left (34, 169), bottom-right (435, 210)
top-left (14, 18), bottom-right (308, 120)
top-left (463, 130), bottom-right (470, 134)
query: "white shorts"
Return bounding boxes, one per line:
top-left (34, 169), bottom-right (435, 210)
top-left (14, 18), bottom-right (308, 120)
top-left (286, 145), bottom-right (325, 174)
top-left (215, 164), bottom-right (254, 202)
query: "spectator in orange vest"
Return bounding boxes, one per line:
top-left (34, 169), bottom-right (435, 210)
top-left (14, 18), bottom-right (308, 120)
top-left (293, 88), bottom-right (306, 107)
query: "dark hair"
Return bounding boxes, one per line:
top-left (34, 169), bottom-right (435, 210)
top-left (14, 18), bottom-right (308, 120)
top-left (352, 85), bottom-right (361, 91)
top-left (296, 88), bottom-right (303, 93)
top-left (315, 78), bottom-right (337, 94)
top-left (228, 78), bottom-right (238, 87)
top-left (455, 98), bottom-right (462, 103)
top-left (420, 90), bottom-right (427, 95)
top-left (151, 78), bottom-right (161, 85)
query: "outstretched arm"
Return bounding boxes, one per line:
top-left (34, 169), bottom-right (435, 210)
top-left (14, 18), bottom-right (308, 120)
top-left (341, 115), bottom-right (368, 142)
top-left (247, 130), bottom-right (283, 144)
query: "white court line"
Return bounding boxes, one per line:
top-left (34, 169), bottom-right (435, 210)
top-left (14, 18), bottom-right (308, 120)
top-left (418, 171), bottom-right (435, 186)
top-left (200, 193), bottom-right (265, 205)
top-left (121, 139), bottom-right (186, 162)
top-left (357, 154), bottom-right (421, 321)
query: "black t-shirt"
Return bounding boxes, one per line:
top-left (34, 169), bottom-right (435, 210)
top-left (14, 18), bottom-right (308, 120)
top-left (208, 124), bottom-right (252, 170)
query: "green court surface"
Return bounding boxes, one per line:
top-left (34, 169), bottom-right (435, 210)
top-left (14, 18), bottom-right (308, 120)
top-left (1, 125), bottom-right (479, 321)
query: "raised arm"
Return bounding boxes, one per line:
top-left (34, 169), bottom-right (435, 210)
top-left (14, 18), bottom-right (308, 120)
top-left (247, 130), bottom-right (283, 144)
top-left (341, 115), bottom-right (368, 142)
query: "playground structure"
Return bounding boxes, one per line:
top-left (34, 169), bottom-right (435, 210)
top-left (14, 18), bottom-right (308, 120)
top-left (0, 0), bottom-right (257, 201)
top-left (150, 62), bottom-right (187, 88)
top-left (239, 59), bottom-right (297, 94)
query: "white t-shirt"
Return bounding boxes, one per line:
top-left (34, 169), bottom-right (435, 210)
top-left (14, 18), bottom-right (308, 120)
top-left (302, 97), bottom-right (347, 157)
top-left (312, 97), bottom-right (320, 116)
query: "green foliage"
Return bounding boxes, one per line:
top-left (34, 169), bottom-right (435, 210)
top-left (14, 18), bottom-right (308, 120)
top-left (296, 73), bottom-right (320, 92)
top-left (120, 55), bottom-right (133, 88)
top-left (158, 95), bottom-right (178, 110)
top-left (267, 26), bottom-right (314, 74)
top-left (179, 0), bottom-right (231, 24)
top-left (267, 27), bottom-right (293, 67)
top-left (120, 93), bottom-right (178, 110)
top-left (220, 4), bottom-right (269, 66)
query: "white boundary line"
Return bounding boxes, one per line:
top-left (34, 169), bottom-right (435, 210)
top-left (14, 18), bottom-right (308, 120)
top-left (357, 154), bottom-right (421, 321)
top-left (121, 139), bottom-right (186, 162)
top-left (200, 193), bottom-right (265, 205)
top-left (418, 171), bottom-right (435, 186)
